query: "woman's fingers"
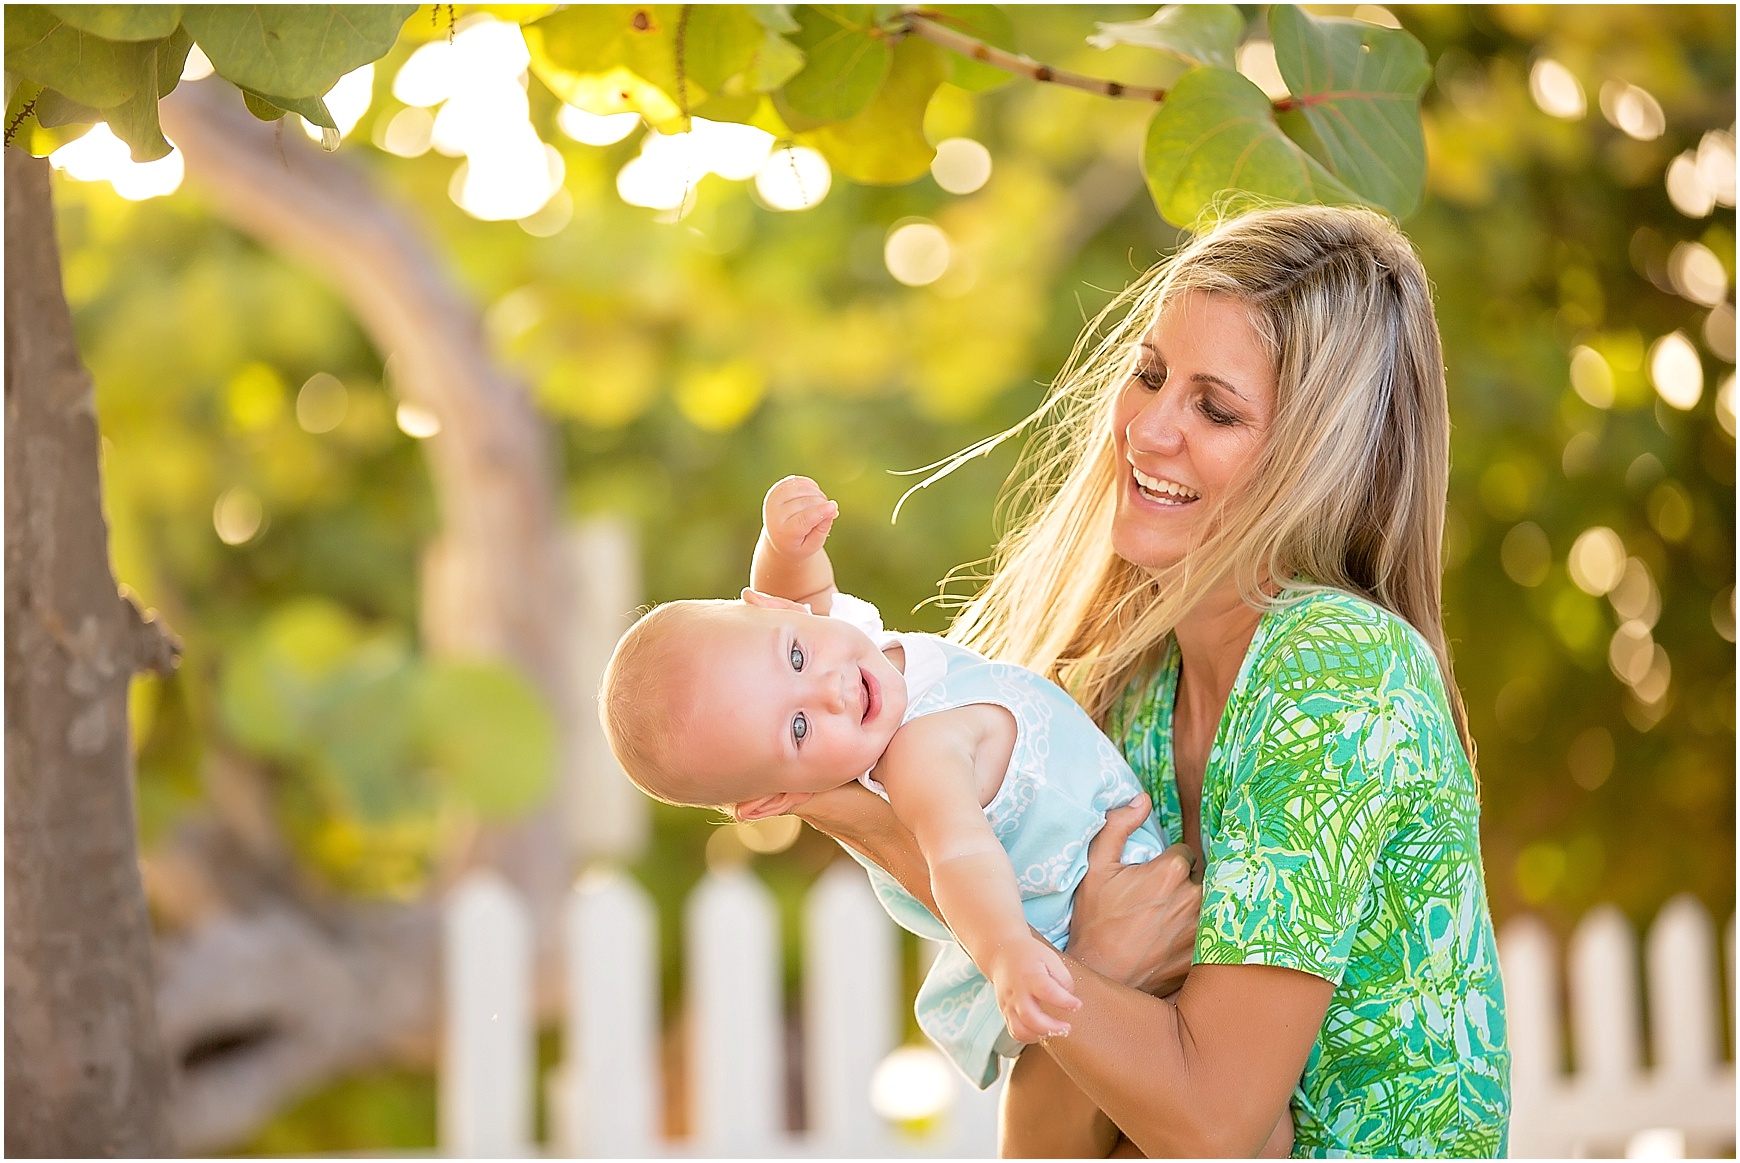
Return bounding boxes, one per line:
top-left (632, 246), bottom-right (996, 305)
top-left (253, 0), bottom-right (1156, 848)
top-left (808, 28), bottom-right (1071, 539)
top-left (1087, 794), bottom-right (1152, 869)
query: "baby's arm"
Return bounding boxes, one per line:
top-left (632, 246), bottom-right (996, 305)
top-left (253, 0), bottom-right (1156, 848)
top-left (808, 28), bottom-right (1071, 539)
top-left (879, 713), bottom-right (1081, 1043)
top-left (751, 475), bottom-right (839, 614)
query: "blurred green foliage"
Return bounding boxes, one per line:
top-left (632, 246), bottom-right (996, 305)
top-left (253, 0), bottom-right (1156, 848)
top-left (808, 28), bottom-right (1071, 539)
top-left (51, 3), bottom-right (1732, 1153)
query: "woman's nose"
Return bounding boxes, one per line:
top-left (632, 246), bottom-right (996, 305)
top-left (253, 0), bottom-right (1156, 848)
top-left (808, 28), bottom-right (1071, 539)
top-left (1126, 391), bottom-right (1185, 457)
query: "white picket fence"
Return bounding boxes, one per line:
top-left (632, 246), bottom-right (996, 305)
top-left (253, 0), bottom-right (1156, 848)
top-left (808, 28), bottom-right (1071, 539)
top-left (439, 866), bottom-right (1735, 1159)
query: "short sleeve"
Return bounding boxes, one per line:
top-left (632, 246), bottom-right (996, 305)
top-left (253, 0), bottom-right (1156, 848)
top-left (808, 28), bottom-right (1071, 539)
top-left (828, 591), bottom-right (885, 639)
top-left (1195, 641), bottom-right (1408, 984)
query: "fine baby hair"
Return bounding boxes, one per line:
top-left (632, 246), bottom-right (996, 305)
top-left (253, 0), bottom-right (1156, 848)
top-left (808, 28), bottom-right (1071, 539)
top-left (598, 598), bottom-right (734, 809)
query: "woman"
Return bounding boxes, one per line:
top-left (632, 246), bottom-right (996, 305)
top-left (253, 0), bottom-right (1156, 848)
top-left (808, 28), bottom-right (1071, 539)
top-left (795, 205), bottom-right (1510, 1156)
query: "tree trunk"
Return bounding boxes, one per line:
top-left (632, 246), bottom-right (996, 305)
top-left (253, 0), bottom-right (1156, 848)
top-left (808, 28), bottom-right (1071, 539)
top-left (4, 145), bottom-right (179, 1156)
top-left (140, 80), bottom-right (585, 1151)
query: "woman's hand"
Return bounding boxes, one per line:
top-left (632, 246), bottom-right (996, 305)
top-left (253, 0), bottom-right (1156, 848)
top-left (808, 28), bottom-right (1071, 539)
top-left (1067, 796), bottom-right (1202, 997)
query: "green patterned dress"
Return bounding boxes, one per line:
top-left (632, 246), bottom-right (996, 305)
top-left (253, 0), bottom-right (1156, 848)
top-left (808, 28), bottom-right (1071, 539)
top-left (1106, 588), bottom-right (1510, 1157)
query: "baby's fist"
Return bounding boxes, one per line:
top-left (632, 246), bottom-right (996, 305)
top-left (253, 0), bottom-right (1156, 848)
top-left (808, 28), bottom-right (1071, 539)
top-left (991, 938), bottom-right (1080, 1045)
top-left (762, 475), bottom-right (838, 561)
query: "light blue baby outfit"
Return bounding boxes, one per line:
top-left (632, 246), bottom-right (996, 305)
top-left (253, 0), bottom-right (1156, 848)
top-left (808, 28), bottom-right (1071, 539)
top-left (829, 595), bottom-right (1167, 1088)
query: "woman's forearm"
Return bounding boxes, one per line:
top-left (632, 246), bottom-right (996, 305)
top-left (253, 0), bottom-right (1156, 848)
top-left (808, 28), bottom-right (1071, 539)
top-left (1036, 959), bottom-right (1328, 1158)
top-left (793, 785), bottom-right (939, 916)
top-left (1002, 1043), bottom-right (1120, 1157)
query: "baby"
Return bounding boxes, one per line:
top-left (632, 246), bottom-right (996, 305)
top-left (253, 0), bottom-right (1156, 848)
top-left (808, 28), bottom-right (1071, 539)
top-left (600, 475), bottom-right (1168, 1087)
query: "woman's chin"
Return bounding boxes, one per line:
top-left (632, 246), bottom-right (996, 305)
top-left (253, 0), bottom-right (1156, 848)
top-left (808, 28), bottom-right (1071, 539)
top-left (1111, 521), bottom-right (1189, 572)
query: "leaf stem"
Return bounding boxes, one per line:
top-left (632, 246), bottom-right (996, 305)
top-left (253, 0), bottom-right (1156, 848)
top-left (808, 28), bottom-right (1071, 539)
top-left (897, 9), bottom-right (1169, 103)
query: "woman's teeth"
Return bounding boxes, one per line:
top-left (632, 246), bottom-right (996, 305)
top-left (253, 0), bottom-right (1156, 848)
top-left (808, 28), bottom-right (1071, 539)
top-left (1132, 468), bottom-right (1200, 505)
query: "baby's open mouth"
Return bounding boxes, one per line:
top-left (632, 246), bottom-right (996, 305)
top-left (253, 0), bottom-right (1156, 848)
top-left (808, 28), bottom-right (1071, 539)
top-left (860, 668), bottom-right (879, 724)
top-left (1132, 466), bottom-right (1200, 506)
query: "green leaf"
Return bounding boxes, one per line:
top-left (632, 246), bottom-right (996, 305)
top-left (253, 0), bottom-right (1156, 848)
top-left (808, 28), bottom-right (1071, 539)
top-left (1087, 4), bottom-right (1243, 70)
top-left (180, 4), bottom-right (414, 99)
top-left (525, 5), bottom-right (761, 130)
top-left (42, 4), bottom-right (182, 41)
top-left (747, 4), bottom-right (801, 34)
top-left (743, 28), bottom-right (806, 92)
top-left (1268, 4), bottom-right (1429, 217)
top-left (244, 87), bottom-right (338, 129)
top-left (924, 5), bottom-right (1017, 92)
top-left (5, 6), bottom-right (153, 107)
top-left (242, 90), bottom-right (288, 122)
top-left (31, 87), bottom-right (97, 129)
top-left (416, 662), bottom-right (553, 819)
top-left (1142, 64), bottom-right (1357, 226)
top-left (104, 26), bottom-right (193, 162)
top-left (801, 35), bottom-right (944, 184)
top-left (781, 5), bottom-right (891, 122)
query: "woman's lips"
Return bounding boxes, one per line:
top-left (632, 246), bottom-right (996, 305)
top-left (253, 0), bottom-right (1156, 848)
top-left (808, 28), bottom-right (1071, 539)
top-left (1129, 466), bottom-right (1200, 508)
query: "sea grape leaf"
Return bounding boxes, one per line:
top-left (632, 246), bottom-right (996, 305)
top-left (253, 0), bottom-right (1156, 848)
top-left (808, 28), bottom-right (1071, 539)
top-left (242, 87), bottom-right (338, 129)
top-left (747, 4), bottom-right (801, 34)
top-left (801, 35), bottom-right (943, 184)
top-left (1142, 63), bottom-right (1357, 226)
top-left (740, 28), bottom-right (807, 93)
top-left (179, 4), bottom-right (414, 99)
top-left (780, 5), bottom-right (892, 122)
top-left (924, 5), bottom-right (1017, 92)
top-left (1268, 4), bottom-right (1429, 217)
top-left (104, 25), bottom-right (193, 161)
top-left (1087, 4), bottom-right (1243, 70)
top-left (31, 87), bottom-right (98, 129)
top-left (525, 5), bottom-right (760, 123)
top-left (416, 662), bottom-right (553, 819)
top-left (42, 4), bottom-right (183, 41)
top-left (5, 6), bottom-right (154, 108)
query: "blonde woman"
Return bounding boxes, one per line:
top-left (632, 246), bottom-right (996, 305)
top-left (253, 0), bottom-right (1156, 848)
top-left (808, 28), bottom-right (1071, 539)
top-left (791, 205), bottom-right (1510, 1156)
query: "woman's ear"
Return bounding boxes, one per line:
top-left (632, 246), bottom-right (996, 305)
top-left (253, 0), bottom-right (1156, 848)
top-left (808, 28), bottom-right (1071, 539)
top-left (733, 791), bottom-right (813, 821)
top-left (741, 588), bottom-right (812, 613)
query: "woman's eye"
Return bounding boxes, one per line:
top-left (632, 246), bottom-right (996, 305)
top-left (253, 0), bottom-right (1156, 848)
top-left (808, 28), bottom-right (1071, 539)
top-left (792, 712), bottom-right (808, 743)
top-left (1199, 398), bottom-right (1239, 426)
top-left (789, 643), bottom-right (804, 671)
top-left (1136, 364), bottom-right (1166, 391)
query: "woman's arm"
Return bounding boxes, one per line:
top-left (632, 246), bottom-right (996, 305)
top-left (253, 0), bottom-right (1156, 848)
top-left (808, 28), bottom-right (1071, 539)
top-left (790, 781), bottom-right (939, 916)
top-left (1000, 800), bottom-right (1202, 1157)
top-left (1038, 958), bottom-right (1329, 1157)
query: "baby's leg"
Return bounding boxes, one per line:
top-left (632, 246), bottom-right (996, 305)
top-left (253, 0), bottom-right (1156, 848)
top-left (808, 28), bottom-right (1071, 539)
top-left (1258, 1108), bottom-right (1295, 1157)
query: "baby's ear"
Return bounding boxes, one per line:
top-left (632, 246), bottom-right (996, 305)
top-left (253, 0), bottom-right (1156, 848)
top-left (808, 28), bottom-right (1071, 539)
top-left (741, 588), bottom-right (812, 613)
top-left (733, 791), bottom-right (812, 821)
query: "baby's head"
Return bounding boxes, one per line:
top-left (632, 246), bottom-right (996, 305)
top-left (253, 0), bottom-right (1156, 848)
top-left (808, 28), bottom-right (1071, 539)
top-left (600, 593), bottom-right (905, 818)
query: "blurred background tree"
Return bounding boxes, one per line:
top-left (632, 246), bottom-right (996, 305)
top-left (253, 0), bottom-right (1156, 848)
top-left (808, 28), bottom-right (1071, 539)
top-left (33, 2), bottom-right (1733, 1153)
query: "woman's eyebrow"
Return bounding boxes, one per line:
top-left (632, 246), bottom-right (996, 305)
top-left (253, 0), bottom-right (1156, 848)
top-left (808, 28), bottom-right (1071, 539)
top-left (1144, 343), bottom-right (1248, 400)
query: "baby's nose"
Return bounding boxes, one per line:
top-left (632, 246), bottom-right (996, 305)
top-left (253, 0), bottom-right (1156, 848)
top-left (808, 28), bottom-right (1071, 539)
top-left (819, 670), bottom-right (851, 713)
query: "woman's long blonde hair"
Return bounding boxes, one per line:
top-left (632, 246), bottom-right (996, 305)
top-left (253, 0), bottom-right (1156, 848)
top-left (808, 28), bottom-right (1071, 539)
top-left (927, 203), bottom-right (1473, 760)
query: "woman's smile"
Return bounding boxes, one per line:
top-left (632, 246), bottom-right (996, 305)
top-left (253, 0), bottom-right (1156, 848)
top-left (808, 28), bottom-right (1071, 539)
top-left (1130, 467), bottom-right (1201, 507)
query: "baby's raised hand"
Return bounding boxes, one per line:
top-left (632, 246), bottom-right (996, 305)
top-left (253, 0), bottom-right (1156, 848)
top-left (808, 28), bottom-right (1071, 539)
top-left (762, 475), bottom-right (838, 561)
top-left (990, 936), bottom-right (1081, 1044)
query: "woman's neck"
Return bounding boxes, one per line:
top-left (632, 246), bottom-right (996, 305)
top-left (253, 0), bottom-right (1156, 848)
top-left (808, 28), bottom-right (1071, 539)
top-left (1172, 582), bottom-right (1265, 724)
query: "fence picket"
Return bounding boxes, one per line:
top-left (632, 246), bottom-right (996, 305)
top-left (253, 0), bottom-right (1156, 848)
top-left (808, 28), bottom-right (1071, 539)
top-left (805, 864), bottom-right (898, 1156)
top-left (555, 870), bottom-right (661, 1157)
top-left (688, 868), bottom-right (787, 1156)
top-left (441, 871), bottom-right (533, 1158)
top-left (444, 869), bottom-right (1733, 1159)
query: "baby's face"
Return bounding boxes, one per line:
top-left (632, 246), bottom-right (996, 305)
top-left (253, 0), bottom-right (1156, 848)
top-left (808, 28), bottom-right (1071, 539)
top-left (679, 602), bottom-right (907, 799)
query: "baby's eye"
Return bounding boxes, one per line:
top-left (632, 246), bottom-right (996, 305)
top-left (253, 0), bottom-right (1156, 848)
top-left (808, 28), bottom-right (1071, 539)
top-left (792, 712), bottom-right (809, 744)
top-left (789, 643), bottom-right (805, 671)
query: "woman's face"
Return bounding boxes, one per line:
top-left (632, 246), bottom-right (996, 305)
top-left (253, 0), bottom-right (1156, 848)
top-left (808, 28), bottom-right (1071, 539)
top-left (1110, 290), bottom-right (1278, 572)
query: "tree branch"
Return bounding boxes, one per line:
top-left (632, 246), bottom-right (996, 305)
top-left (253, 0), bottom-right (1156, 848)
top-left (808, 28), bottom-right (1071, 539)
top-left (899, 9), bottom-right (1169, 103)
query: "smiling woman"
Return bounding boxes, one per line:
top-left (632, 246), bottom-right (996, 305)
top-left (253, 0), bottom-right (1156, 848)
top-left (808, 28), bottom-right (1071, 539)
top-left (796, 205), bottom-right (1509, 1157)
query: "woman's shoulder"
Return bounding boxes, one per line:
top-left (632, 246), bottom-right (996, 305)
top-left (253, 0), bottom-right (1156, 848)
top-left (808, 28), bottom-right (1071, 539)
top-left (1252, 587), bottom-right (1443, 700)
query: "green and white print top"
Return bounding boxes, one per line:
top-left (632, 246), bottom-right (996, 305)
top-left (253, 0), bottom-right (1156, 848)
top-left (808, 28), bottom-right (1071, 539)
top-left (1107, 588), bottom-right (1510, 1158)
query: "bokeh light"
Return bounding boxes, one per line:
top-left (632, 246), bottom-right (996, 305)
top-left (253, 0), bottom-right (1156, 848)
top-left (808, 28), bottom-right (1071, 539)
top-left (753, 145), bottom-right (831, 211)
top-left (181, 44), bottom-right (214, 82)
top-left (213, 486), bottom-right (263, 545)
top-left (1667, 242), bottom-right (1728, 306)
top-left (1237, 40), bottom-right (1289, 100)
top-left (1599, 80), bottom-right (1665, 140)
top-left (734, 815), bottom-right (800, 854)
top-left (885, 222), bottom-right (952, 287)
top-left (1716, 372), bottom-right (1736, 435)
top-left (1500, 522), bottom-right (1551, 587)
top-left (1529, 59), bottom-right (1586, 119)
top-left (1648, 331), bottom-right (1704, 409)
top-left (931, 137), bottom-right (993, 195)
top-left (869, 1045), bottom-right (957, 1123)
top-left (1569, 345), bottom-right (1615, 408)
top-left (296, 373), bottom-right (349, 434)
top-left (50, 124), bottom-right (185, 200)
top-left (379, 107), bottom-right (434, 158)
top-left (558, 105), bottom-right (640, 146)
top-left (396, 402), bottom-right (441, 438)
top-left (1609, 557), bottom-right (1661, 628)
top-left (1568, 526), bottom-right (1627, 595)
